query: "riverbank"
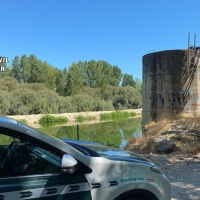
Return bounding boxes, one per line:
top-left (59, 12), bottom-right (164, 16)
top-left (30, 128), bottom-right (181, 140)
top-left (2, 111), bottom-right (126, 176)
top-left (7, 109), bottom-right (142, 128)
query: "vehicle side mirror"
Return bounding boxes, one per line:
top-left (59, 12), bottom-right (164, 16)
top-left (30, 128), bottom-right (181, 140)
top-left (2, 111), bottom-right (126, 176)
top-left (60, 154), bottom-right (78, 176)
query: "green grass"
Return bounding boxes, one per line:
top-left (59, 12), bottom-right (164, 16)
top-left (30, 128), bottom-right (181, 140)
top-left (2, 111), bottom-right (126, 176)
top-left (100, 111), bottom-right (136, 121)
top-left (17, 119), bottom-right (28, 125)
top-left (39, 114), bottom-right (68, 127)
top-left (130, 111), bottom-right (137, 117)
top-left (75, 115), bottom-right (96, 123)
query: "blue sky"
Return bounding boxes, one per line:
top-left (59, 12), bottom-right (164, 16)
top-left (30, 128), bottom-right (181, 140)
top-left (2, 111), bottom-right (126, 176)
top-left (2, 0), bottom-right (200, 80)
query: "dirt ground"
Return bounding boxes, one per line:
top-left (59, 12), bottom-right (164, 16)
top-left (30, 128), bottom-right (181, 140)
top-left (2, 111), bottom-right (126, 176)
top-left (142, 153), bottom-right (200, 200)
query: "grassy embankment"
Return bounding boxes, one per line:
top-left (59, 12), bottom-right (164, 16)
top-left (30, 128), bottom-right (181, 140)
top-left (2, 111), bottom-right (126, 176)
top-left (100, 111), bottom-right (136, 121)
top-left (15, 110), bottom-right (138, 127)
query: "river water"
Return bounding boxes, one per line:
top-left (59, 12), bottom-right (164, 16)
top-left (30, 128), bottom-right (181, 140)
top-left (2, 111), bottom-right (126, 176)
top-left (39, 118), bottom-right (142, 148)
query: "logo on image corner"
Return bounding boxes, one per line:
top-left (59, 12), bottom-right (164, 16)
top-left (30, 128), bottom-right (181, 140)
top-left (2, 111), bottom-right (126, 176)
top-left (0, 57), bottom-right (9, 72)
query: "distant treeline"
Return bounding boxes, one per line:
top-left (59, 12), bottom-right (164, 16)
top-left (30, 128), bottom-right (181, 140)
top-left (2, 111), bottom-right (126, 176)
top-left (0, 54), bottom-right (142, 115)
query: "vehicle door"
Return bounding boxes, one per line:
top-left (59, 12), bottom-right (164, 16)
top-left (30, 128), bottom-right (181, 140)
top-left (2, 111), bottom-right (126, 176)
top-left (0, 128), bottom-right (92, 200)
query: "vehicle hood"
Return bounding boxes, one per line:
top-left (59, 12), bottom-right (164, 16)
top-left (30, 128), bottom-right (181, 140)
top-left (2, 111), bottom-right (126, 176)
top-left (83, 144), bottom-right (154, 165)
top-left (60, 139), bottom-right (154, 166)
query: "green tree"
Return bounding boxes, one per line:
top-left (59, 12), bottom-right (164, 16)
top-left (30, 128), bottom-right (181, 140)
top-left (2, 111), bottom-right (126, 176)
top-left (85, 60), bottom-right (113, 89)
top-left (28, 54), bottom-right (44, 83)
top-left (77, 61), bottom-right (88, 86)
top-left (85, 60), bottom-right (97, 87)
top-left (20, 54), bottom-right (30, 83)
top-left (65, 63), bottom-right (83, 96)
top-left (110, 66), bottom-right (122, 86)
top-left (42, 61), bottom-right (57, 89)
top-left (96, 61), bottom-right (113, 100)
top-left (11, 56), bottom-right (21, 83)
top-left (55, 69), bottom-right (66, 96)
top-left (135, 78), bottom-right (142, 94)
top-left (83, 60), bottom-right (120, 99)
top-left (121, 73), bottom-right (136, 87)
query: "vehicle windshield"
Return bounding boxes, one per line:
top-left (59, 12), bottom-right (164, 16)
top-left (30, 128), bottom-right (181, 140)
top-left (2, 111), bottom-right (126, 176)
top-left (17, 122), bottom-right (70, 146)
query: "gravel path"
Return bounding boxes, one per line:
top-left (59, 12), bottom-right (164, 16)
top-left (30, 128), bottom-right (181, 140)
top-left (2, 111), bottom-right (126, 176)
top-left (142, 154), bottom-right (200, 200)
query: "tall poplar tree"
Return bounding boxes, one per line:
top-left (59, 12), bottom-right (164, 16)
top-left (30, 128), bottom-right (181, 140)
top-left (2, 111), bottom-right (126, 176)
top-left (11, 56), bottom-right (21, 83)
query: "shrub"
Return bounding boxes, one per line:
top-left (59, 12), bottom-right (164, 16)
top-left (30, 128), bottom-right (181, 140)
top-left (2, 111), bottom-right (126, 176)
top-left (9, 89), bottom-right (42, 115)
top-left (38, 90), bottom-right (60, 114)
top-left (81, 87), bottom-right (99, 97)
top-left (130, 112), bottom-right (137, 117)
top-left (0, 76), bottom-right (19, 92)
top-left (101, 100), bottom-right (115, 111)
top-left (57, 96), bottom-right (76, 113)
top-left (1, 73), bottom-right (142, 114)
top-left (0, 85), bottom-right (8, 91)
top-left (111, 86), bottom-right (142, 109)
top-left (0, 90), bottom-right (10, 115)
top-left (100, 111), bottom-right (133, 121)
top-left (17, 119), bottom-right (28, 125)
top-left (70, 94), bottom-right (103, 112)
top-left (112, 111), bottom-right (129, 120)
top-left (99, 113), bottom-right (111, 121)
top-left (39, 114), bottom-right (68, 126)
top-left (19, 83), bottom-right (48, 92)
top-left (75, 115), bottom-right (96, 123)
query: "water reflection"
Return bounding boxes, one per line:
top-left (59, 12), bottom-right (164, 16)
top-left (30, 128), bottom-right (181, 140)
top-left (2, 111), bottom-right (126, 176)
top-left (38, 118), bottom-right (142, 148)
top-left (119, 130), bottom-right (127, 149)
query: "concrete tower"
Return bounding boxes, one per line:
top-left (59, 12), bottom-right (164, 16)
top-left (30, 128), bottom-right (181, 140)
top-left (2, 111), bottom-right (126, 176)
top-left (142, 48), bottom-right (200, 128)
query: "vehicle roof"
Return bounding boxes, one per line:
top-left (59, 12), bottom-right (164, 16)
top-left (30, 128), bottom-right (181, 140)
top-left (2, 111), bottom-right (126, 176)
top-left (0, 115), bottom-right (18, 125)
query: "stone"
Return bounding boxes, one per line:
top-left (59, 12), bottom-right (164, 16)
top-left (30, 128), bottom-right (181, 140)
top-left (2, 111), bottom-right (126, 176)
top-left (186, 133), bottom-right (197, 137)
top-left (161, 130), bottom-right (178, 135)
top-left (156, 139), bottom-right (176, 154)
top-left (176, 125), bottom-right (187, 130)
top-left (189, 129), bottom-right (200, 137)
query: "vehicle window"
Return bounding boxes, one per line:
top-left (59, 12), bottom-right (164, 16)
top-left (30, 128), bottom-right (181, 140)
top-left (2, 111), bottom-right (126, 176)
top-left (0, 132), bottom-right (62, 178)
top-left (0, 134), bottom-right (14, 145)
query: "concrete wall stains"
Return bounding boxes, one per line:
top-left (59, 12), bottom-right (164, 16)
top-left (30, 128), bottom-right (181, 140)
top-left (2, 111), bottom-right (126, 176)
top-left (142, 49), bottom-right (200, 127)
top-left (153, 89), bottom-right (192, 110)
